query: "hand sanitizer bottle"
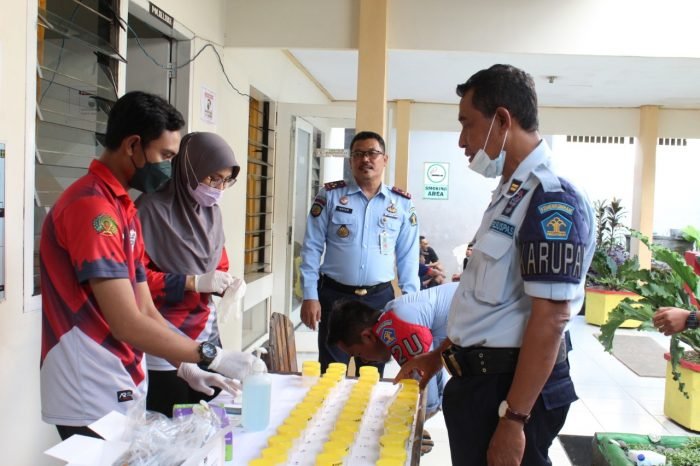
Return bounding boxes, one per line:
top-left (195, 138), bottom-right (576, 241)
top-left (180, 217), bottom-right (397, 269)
top-left (242, 348), bottom-right (271, 431)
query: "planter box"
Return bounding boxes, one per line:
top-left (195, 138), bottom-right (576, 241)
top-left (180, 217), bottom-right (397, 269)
top-left (592, 432), bottom-right (692, 466)
top-left (663, 352), bottom-right (700, 432)
top-left (584, 288), bottom-right (641, 328)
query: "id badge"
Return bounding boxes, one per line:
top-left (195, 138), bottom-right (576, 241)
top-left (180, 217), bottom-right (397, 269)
top-left (380, 230), bottom-right (390, 255)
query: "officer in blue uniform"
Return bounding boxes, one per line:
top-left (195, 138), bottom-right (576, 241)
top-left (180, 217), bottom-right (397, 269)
top-left (300, 131), bottom-right (420, 375)
top-left (396, 65), bottom-right (596, 466)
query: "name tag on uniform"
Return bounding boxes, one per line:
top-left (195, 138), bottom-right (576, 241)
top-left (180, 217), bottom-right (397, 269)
top-left (335, 206), bottom-right (353, 213)
top-left (380, 230), bottom-right (391, 255)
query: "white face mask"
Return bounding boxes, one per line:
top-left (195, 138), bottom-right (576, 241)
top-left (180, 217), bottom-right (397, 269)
top-left (469, 114), bottom-right (508, 178)
top-left (188, 182), bottom-right (224, 207)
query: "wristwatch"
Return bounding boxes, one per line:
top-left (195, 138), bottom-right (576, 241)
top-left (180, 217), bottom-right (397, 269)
top-left (198, 341), bottom-right (218, 365)
top-left (498, 400), bottom-right (531, 425)
top-left (687, 310), bottom-right (698, 330)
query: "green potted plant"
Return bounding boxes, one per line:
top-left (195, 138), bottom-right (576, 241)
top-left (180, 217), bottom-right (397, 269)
top-left (585, 198), bottom-right (641, 327)
top-left (598, 231), bottom-right (700, 430)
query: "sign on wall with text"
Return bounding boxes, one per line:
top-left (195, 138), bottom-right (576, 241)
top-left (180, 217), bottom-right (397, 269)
top-left (423, 162), bottom-right (449, 200)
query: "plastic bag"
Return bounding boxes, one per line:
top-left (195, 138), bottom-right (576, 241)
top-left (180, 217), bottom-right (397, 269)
top-left (112, 400), bottom-right (224, 466)
top-left (217, 277), bottom-right (246, 325)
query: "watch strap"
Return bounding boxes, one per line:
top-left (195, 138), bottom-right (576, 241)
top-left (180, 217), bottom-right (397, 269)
top-left (503, 406), bottom-right (531, 424)
top-left (687, 310), bottom-right (698, 330)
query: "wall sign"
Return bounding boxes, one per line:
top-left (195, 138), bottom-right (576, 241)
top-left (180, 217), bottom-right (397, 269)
top-left (149, 2), bottom-right (174, 28)
top-left (423, 162), bottom-right (449, 200)
top-left (200, 86), bottom-right (215, 124)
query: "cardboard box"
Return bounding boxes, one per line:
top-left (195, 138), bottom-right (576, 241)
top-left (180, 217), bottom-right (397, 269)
top-left (44, 411), bottom-right (229, 466)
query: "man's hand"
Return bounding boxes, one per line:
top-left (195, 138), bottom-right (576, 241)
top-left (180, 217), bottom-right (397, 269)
top-left (301, 299), bottom-right (322, 330)
top-left (653, 307), bottom-right (690, 335)
top-left (487, 419), bottom-right (526, 466)
top-left (177, 362), bottom-right (241, 396)
top-left (208, 349), bottom-right (259, 380)
top-left (394, 350), bottom-right (443, 389)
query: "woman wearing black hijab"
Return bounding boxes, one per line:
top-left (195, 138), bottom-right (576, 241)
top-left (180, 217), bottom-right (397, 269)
top-left (137, 132), bottom-right (245, 416)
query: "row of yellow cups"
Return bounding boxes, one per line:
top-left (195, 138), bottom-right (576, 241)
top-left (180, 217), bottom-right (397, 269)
top-left (315, 368), bottom-right (380, 466)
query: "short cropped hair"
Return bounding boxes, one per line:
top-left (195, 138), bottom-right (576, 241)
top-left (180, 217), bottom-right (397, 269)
top-left (327, 299), bottom-right (382, 346)
top-left (105, 91), bottom-right (185, 150)
top-left (350, 131), bottom-right (386, 153)
top-left (456, 64), bottom-right (539, 132)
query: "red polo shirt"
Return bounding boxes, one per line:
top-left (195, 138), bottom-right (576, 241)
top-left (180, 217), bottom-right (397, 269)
top-left (40, 159), bottom-right (148, 426)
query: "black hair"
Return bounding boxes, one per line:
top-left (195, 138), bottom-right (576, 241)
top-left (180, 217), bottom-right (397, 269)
top-left (456, 64), bottom-right (539, 132)
top-left (104, 91), bottom-right (185, 150)
top-left (327, 299), bottom-right (381, 346)
top-left (350, 131), bottom-right (386, 153)
top-left (419, 236), bottom-right (426, 241)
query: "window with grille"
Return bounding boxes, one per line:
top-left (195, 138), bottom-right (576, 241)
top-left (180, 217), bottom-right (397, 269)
top-left (34, 0), bottom-right (122, 295)
top-left (245, 97), bottom-right (275, 277)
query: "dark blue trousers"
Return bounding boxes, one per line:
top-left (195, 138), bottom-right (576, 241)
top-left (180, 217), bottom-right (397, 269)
top-left (317, 280), bottom-right (395, 376)
top-left (442, 360), bottom-right (576, 466)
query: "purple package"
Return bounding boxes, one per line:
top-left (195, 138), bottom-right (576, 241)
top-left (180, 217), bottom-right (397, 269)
top-left (173, 403), bottom-right (232, 461)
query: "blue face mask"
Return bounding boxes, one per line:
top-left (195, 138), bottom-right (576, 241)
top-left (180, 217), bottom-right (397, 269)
top-left (188, 182), bottom-right (224, 207)
top-left (469, 115), bottom-right (508, 179)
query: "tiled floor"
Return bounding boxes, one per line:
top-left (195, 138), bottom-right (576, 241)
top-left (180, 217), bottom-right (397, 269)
top-left (294, 315), bottom-right (698, 465)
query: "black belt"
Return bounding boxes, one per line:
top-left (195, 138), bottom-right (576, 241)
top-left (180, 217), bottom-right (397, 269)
top-left (441, 339), bottom-right (567, 377)
top-left (321, 275), bottom-right (392, 297)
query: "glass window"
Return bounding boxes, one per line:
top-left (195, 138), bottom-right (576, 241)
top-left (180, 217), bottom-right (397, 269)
top-left (34, 0), bottom-right (121, 295)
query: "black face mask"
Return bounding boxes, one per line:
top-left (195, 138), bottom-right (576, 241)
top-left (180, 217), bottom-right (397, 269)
top-left (128, 144), bottom-right (172, 193)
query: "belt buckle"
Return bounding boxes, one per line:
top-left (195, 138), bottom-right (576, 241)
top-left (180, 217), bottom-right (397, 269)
top-left (441, 347), bottom-right (462, 377)
top-left (354, 288), bottom-right (368, 296)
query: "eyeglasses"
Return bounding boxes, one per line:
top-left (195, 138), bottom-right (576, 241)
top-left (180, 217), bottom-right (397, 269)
top-left (350, 149), bottom-right (384, 160)
top-left (205, 175), bottom-right (237, 189)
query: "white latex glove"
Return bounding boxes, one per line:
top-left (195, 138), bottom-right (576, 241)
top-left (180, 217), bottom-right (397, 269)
top-left (194, 270), bottom-right (234, 294)
top-left (217, 277), bottom-right (246, 325)
top-left (176, 362), bottom-right (241, 396)
top-left (208, 349), bottom-right (262, 380)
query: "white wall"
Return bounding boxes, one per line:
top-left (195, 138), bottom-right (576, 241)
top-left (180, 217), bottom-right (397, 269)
top-left (389, 0), bottom-right (700, 58)
top-left (407, 131), bottom-right (498, 273)
top-left (0, 1), bottom-right (57, 463)
top-left (225, 0), bottom-right (358, 48)
top-left (653, 140), bottom-right (700, 235)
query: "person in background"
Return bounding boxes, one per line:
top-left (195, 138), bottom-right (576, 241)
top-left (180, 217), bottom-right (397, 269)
top-left (452, 241), bottom-right (475, 282)
top-left (136, 132), bottom-right (244, 416)
top-left (420, 235), bottom-right (443, 271)
top-left (653, 306), bottom-right (698, 335)
top-left (463, 241), bottom-right (475, 270)
top-left (300, 131), bottom-right (420, 375)
top-left (40, 92), bottom-right (253, 440)
top-left (396, 64), bottom-right (595, 466)
top-left (420, 254), bottom-right (446, 289)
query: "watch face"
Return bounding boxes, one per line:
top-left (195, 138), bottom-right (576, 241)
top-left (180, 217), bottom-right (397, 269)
top-left (498, 400), bottom-right (508, 417)
top-left (201, 342), bottom-right (217, 360)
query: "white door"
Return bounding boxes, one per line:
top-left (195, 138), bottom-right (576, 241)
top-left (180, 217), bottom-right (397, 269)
top-left (287, 118), bottom-right (317, 326)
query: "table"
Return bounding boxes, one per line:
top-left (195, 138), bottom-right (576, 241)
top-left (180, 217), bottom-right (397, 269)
top-left (214, 373), bottom-right (426, 465)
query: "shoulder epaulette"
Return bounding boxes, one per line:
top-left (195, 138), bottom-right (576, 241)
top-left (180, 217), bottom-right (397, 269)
top-left (324, 180), bottom-right (346, 191)
top-left (391, 186), bottom-right (412, 199)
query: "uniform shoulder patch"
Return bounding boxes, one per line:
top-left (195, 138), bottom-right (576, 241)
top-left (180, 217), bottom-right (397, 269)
top-left (324, 180), bottom-right (346, 191)
top-left (93, 213), bottom-right (118, 236)
top-left (391, 186), bottom-right (412, 199)
top-left (519, 183), bottom-right (590, 284)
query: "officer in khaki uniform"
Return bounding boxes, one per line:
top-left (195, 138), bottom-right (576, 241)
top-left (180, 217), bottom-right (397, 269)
top-left (300, 131), bottom-right (420, 375)
top-left (397, 65), bottom-right (595, 466)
